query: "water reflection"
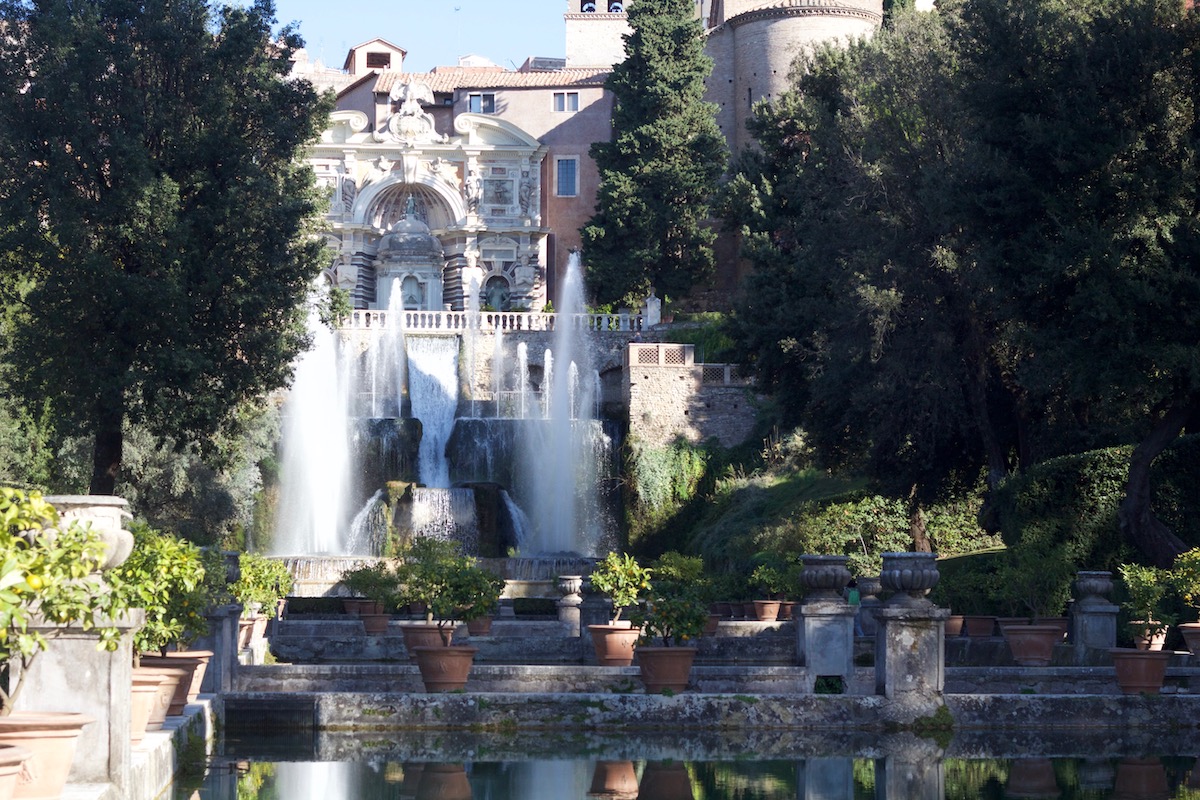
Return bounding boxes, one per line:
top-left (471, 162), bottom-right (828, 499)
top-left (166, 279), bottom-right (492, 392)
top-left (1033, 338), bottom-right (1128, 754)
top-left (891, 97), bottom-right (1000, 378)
top-left (174, 731), bottom-right (1200, 799)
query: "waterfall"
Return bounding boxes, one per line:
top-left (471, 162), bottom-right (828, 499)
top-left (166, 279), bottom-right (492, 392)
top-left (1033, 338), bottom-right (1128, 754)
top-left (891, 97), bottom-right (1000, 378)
top-left (492, 322), bottom-right (505, 418)
top-left (346, 489), bottom-right (388, 555)
top-left (272, 296), bottom-right (351, 555)
top-left (406, 336), bottom-right (460, 488)
top-left (501, 490), bottom-right (533, 553)
top-left (517, 342), bottom-right (529, 419)
top-left (407, 487), bottom-right (480, 553)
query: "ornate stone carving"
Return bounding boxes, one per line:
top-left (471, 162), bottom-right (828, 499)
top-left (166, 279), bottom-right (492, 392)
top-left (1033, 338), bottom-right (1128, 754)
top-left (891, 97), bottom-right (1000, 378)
top-left (374, 80), bottom-right (447, 146)
top-left (428, 157), bottom-right (461, 189)
top-left (800, 554), bottom-right (852, 600)
top-left (361, 155), bottom-right (393, 188)
top-left (879, 552), bottom-right (940, 607)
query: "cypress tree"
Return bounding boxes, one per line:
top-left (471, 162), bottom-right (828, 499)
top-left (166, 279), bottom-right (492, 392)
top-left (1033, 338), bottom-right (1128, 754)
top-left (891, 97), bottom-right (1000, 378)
top-left (582, 0), bottom-right (727, 307)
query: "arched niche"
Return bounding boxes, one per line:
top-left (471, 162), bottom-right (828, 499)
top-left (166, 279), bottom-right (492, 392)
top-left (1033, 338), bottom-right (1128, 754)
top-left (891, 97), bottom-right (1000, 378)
top-left (353, 175), bottom-right (466, 230)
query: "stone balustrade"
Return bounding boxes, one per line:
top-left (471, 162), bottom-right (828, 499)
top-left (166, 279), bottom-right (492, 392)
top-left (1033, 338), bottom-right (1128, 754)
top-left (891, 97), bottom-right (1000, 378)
top-left (341, 308), bottom-right (646, 332)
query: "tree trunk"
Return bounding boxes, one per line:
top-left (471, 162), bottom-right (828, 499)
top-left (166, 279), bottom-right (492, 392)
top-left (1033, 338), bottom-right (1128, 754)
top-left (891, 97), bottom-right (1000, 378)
top-left (89, 399), bottom-right (124, 495)
top-left (909, 486), bottom-right (931, 553)
top-left (1118, 394), bottom-right (1197, 568)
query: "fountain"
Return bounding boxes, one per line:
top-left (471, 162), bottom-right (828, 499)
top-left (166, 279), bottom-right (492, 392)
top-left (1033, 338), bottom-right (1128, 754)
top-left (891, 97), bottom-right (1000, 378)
top-left (269, 254), bottom-right (618, 574)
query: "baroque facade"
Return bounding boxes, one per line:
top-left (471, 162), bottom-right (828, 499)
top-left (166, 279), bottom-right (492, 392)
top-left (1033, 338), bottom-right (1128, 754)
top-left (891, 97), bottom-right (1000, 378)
top-left (298, 0), bottom-right (884, 311)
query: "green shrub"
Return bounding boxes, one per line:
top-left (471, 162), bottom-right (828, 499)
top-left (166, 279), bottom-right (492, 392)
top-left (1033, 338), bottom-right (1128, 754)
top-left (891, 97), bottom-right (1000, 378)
top-left (928, 549), bottom-right (1006, 615)
top-left (588, 552), bottom-right (651, 622)
top-left (111, 521), bottom-right (209, 655)
top-left (231, 552), bottom-right (293, 615)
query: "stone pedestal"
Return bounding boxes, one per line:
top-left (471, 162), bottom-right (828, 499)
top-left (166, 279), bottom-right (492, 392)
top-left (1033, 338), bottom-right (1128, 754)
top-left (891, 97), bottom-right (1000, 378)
top-left (797, 599), bottom-right (855, 691)
top-left (15, 610), bottom-right (144, 793)
top-left (194, 603), bottom-right (242, 694)
top-left (1072, 570), bottom-right (1118, 660)
top-left (874, 605), bottom-right (949, 716)
top-left (557, 575), bottom-right (583, 636)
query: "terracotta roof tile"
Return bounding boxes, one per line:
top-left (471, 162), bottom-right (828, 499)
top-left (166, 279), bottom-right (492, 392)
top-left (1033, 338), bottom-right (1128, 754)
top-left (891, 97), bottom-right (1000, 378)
top-left (373, 68), bottom-right (610, 94)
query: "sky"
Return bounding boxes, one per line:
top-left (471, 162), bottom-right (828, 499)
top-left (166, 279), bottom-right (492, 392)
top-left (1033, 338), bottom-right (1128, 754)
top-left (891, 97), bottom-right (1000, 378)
top-left (270, 0), bottom-right (570, 73)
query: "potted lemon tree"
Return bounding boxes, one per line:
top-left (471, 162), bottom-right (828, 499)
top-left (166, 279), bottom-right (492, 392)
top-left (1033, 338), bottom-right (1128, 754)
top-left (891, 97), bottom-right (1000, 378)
top-left (0, 487), bottom-right (131, 798)
top-left (1170, 548), bottom-right (1200, 655)
top-left (586, 552), bottom-right (651, 667)
top-left (631, 581), bottom-right (708, 694)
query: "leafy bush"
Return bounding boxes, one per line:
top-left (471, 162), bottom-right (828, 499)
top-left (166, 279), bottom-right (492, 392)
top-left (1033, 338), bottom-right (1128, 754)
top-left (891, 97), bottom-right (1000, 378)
top-left (633, 586), bottom-right (708, 647)
top-left (755, 493), bottom-right (912, 577)
top-left (928, 549), bottom-right (1005, 615)
top-left (111, 521), bottom-right (209, 655)
top-left (1170, 547), bottom-right (1200, 621)
top-left (393, 538), bottom-right (505, 631)
top-left (340, 561), bottom-right (398, 608)
top-left (231, 552), bottom-right (293, 615)
top-left (625, 437), bottom-right (716, 547)
top-left (1119, 562), bottom-right (1173, 638)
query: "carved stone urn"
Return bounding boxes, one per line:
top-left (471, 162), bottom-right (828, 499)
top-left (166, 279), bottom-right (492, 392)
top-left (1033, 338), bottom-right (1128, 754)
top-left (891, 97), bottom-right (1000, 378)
top-left (43, 495), bottom-right (134, 571)
top-left (1074, 570), bottom-right (1115, 608)
top-left (879, 552), bottom-right (940, 608)
top-left (800, 555), bottom-right (852, 600)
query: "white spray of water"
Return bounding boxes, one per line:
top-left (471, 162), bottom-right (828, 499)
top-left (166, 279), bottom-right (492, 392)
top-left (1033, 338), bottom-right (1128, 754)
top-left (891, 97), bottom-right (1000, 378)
top-left (522, 252), bottom-right (598, 555)
top-left (272, 297), bottom-right (351, 555)
top-left (406, 335), bottom-right (460, 488)
top-left (542, 349), bottom-right (553, 419)
top-left (492, 322), bottom-right (505, 417)
top-left (517, 342), bottom-right (529, 419)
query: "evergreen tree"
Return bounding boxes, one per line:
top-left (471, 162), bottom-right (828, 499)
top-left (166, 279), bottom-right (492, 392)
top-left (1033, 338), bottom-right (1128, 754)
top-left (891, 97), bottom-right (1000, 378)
top-left (581, 0), bottom-right (727, 307)
top-left (0, 0), bottom-right (333, 495)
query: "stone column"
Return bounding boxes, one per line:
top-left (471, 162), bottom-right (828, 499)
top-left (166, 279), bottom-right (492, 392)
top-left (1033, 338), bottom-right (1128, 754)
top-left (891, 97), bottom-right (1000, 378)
top-left (1072, 570), bottom-right (1118, 660)
top-left (195, 603), bottom-right (242, 694)
top-left (557, 575), bottom-right (584, 636)
top-left (16, 610), bottom-right (144, 793)
top-left (874, 552), bottom-right (948, 720)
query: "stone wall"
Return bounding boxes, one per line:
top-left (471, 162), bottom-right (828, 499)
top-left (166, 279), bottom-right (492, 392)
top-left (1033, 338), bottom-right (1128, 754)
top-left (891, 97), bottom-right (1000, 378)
top-left (625, 343), bottom-right (758, 448)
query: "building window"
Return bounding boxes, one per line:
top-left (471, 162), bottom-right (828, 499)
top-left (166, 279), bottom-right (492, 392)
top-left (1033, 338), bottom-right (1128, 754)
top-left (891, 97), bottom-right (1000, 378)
top-left (365, 52), bottom-right (391, 69)
top-left (555, 157), bottom-right (578, 198)
top-left (468, 92), bottom-right (496, 114)
top-left (581, 1), bottom-right (597, 10)
top-left (553, 92), bottom-right (580, 113)
top-left (608, 1), bottom-right (624, 10)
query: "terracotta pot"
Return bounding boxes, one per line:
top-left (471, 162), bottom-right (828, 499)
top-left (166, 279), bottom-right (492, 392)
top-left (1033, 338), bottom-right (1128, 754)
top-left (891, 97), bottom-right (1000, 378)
top-left (1006, 758), bottom-right (1059, 798)
top-left (416, 763), bottom-right (472, 800)
top-left (589, 760), bottom-right (638, 799)
top-left (251, 614), bottom-right (269, 644)
top-left (712, 602), bottom-right (732, 619)
top-left (400, 622), bottom-right (452, 658)
top-left (130, 672), bottom-right (165, 744)
top-left (589, 623), bottom-right (641, 667)
top-left (140, 650), bottom-right (212, 712)
top-left (945, 615), bottom-right (965, 637)
top-left (1111, 648), bottom-right (1171, 694)
top-left (134, 664), bottom-right (186, 728)
top-left (360, 612), bottom-right (391, 635)
top-left (342, 598), bottom-right (365, 616)
top-left (1002, 623), bottom-right (1065, 667)
top-left (0, 712), bottom-right (94, 800)
top-left (236, 618), bottom-right (254, 650)
top-left (778, 601), bottom-right (796, 621)
top-left (636, 646), bottom-right (696, 693)
top-left (412, 645), bottom-right (478, 692)
top-left (963, 615), bottom-right (997, 637)
top-left (1130, 621), bottom-right (1167, 651)
top-left (752, 600), bottom-right (781, 622)
top-left (1179, 621), bottom-right (1200, 655)
top-left (466, 616), bottom-right (493, 636)
top-left (637, 761), bottom-right (693, 800)
top-left (0, 745), bottom-right (31, 800)
top-left (1112, 757), bottom-right (1170, 800)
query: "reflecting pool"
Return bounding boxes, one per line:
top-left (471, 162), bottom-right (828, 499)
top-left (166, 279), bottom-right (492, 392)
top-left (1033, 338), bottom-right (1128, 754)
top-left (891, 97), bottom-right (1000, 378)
top-left (173, 729), bottom-right (1200, 799)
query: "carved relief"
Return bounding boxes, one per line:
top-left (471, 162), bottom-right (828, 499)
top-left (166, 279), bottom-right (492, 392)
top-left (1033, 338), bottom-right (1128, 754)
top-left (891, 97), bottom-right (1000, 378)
top-left (375, 81), bottom-right (447, 146)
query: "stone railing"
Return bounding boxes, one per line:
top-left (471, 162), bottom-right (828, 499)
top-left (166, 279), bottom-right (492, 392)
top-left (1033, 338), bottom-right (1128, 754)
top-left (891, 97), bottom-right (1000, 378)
top-left (700, 363), bottom-right (754, 387)
top-left (629, 344), bottom-right (753, 386)
top-left (341, 309), bottom-right (645, 333)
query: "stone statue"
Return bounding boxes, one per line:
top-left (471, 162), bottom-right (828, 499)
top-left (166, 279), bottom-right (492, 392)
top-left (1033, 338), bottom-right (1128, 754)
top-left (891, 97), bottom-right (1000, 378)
top-left (519, 171), bottom-right (534, 216)
top-left (428, 157), bottom-right (461, 189)
top-left (340, 174), bottom-right (357, 213)
top-left (465, 168), bottom-right (482, 213)
top-left (362, 155), bottom-right (393, 187)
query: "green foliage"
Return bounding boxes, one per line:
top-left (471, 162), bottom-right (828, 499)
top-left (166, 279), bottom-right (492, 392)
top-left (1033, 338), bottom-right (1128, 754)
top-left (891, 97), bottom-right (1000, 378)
top-left (0, 0), bottom-right (334, 494)
top-left (632, 586), bottom-right (708, 647)
top-left (110, 521), bottom-right (208, 655)
top-left (626, 437), bottom-right (718, 549)
top-left (1169, 548), bottom-right (1200, 618)
top-left (0, 487), bottom-right (131, 713)
top-left (230, 552), bottom-right (293, 615)
top-left (394, 538), bottom-right (505, 630)
top-left (581, 0), bottom-right (727, 306)
top-left (588, 552), bottom-right (652, 622)
top-left (994, 537), bottom-right (1074, 619)
top-left (340, 561), bottom-right (398, 608)
top-left (750, 564), bottom-right (788, 598)
top-left (661, 317), bottom-right (736, 363)
top-left (928, 550), bottom-right (1006, 616)
top-left (993, 447), bottom-right (1134, 572)
top-left (1119, 563), bottom-right (1174, 637)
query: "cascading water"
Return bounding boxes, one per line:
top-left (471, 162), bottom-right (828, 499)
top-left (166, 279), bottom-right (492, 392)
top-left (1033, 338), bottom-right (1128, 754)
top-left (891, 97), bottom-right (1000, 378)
top-left (406, 336), bottom-right (460, 488)
top-left (272, 296), bottom-right (351, 555)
